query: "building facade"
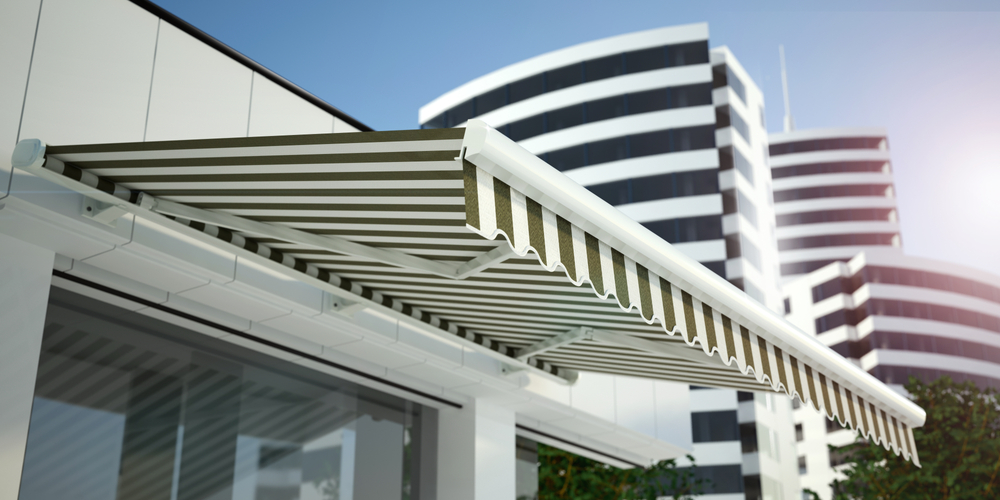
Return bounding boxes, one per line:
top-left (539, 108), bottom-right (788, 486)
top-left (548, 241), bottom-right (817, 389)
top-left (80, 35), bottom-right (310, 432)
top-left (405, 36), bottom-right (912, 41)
top-left (782, 250), bottom-right (1000, 498)
top-left (767, 128), bottom-right (900, 284)
top-left (420, 25), bottom-right (798, 500)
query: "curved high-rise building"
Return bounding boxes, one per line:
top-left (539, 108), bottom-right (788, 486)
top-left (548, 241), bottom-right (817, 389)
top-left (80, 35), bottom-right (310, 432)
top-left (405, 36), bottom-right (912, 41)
top-left (767, 128), bottom-right (901, 283)
top-left (783, 249), bottom-right (1000, 498)
top-left (421, 24), bottom-right (798, 500)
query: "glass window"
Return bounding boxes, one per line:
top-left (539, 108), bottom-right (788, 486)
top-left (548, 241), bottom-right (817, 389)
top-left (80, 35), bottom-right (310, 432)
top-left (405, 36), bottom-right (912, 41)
top-left (771, 160), bottom-right (887, 179)
top-left (547, 104), bottom-right (585, 133)
top-left (625, 46), bottom-right (665, 73)
top-left (676, 169), bottom-right (719, 196)
top-left (507, 115), bottom-right (545, 141)
top-left (703, 260), bottom-right (727, 279)
top-left (586, 95), bottom-right (626, 122)
top-left (737, 190), bottom-right (758, 228)
top-left (673, 125), bottom-right (716, 151)
top-left (585, 54), bottom-right (624, 82)
top-left (19, 287), bottom-right (427, 500)
top-left (676, 215), bottom-right (723, 243)
top-left (515, 437), bottom-right (539, 500)
top-left (630, 172), bottom-right (676, 203)
top-left (733, 147), bottom-right (754, 185)
top-left (739, 422), bottom-right (758, 453)
top-left (446, 99), bottom-right (474, 127)
top-left (727, 67), bottom-right (747, 104)
top-left (509, 74), bottom-right (545, 104)
top-left (587, 136), bottom-right (628, 165)
top-left (546, 144), bottom-right (586, 172)
top-left (692, 411), bottom-right (739, 442)
top-left (777, 208), bottom-right (894, 226)
top-left (670, 82), bottom-right (713, 108)
top-left (741, 235), bottom-right (761, 271)
top-left (629, 129), bottom-right (671, 158)
top-left (667, 41), bottom-right (710, 67)
top-left (587, 179), bottom-right (630, 206)
top-left (628, 88), bottom-right (670, 114)
top-left (773, 184), bottom-right (892, 202)
top-left (642, 219), bottom-right (677, 243)
top-left (770, 137), bottom-right (885, 156)
top-left (730, 106), bottom-right (751, 143)
top-left (546, 63), bottom-right (583, 92)
top-left (476, 86), bottom-right (508, 116)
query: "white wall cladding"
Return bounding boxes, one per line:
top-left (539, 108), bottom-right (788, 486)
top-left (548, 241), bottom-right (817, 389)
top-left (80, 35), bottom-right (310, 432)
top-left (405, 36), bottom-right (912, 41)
top-left (248, 72), bottom-right (335, 136)
top-left (145, 22), bottom-right (253, 141)
top-left (0, 0), bottom-right (41, 200)
top-left (18, 0), bottom-right (158, 146)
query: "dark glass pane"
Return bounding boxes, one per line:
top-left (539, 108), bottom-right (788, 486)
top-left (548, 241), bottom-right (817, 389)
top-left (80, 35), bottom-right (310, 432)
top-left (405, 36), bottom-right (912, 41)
top-left (509, 74), bottom-right (545, 104)
top-left (630, 172), bottom-right (676, 203)
top-left (771, 160), bottom-right (887, 179)
top-left (629, 129), bottom-right (671, 158)
top-left (476, 86), bottom-right (508, 115)
top-left (727, 66), bottom-right (747, 104)
top-left (667, 41), bottom-right (710, 67)
top-left (587, 136), bottom-right (628, 165)
top-left (546, 144), bottom-right (586, 172)
top-left (733, 147), bottom-right (754, 185)
top-left (507, 115), bottom-right (545, 141)
top-left (587, 179), bottom-right (630, 206)
top-left (674, 125), bottom-right (716, 151)
top-left (773, 184), bottom-right (892, 202)
top-left (730, 107), bottom-right (751, 143)
top-left (676, 215), bottom-right (722, 243)
top-left (547, 104), bottom-right (585, 132)
top-left (422, 112), bottom-right (446, 129)
top-left (585, 54), bottom-right (624, 82)
top-left (625, 46), bottom-right (666, 73)
top-left (446, 99), bottom-right (474, 127)
top-left (675, 169), bottom-right (719, 196)
top-left (691, 411), bottom-right (739, 442)
top-left (703, 260), bottom-right (727, 279)
top-left (670, 82), bottom-right (713, 108)
top-left (642, 219), bottom-right (677, 243)
top-left (770, 136), bottom-right (885, 156)
top-left (586, 95), bottom-right (626, 122)
top-left (737, 190), bottom-right (758, 228)
top-left (741, 235), bottom-right (761, 271)
top-left (546, 63), bottom-right (583, 92)
top-left (628, 88), bottom-right (670, 114)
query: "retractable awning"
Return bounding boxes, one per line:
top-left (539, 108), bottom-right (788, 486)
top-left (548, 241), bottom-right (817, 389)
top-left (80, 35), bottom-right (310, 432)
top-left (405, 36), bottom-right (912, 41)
top-left (12, 120), bottom-right (924, 465)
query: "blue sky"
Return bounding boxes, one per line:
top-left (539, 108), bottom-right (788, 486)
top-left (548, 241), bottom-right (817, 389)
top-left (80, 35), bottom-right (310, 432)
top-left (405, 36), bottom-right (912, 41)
top-left (153, 0), bottom-right (1000, 275)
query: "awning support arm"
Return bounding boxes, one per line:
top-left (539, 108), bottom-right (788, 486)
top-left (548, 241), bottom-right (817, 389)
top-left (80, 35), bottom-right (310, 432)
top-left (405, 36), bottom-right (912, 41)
top-left (516, 327), bottom-right (593, 361)
top-left (141, 195), bottom-right (497, 280)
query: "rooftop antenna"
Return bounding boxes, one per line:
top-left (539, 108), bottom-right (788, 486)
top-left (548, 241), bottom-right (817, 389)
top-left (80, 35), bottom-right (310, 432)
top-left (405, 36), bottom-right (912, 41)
top-left (779, 44), bottom-right (795, 132)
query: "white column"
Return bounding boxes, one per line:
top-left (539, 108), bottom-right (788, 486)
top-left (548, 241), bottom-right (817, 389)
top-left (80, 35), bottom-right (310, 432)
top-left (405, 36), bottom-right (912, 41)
top-left (0, 232), bottom-right (54, 500)
top-left (436, 399), bottom-right (516, 500)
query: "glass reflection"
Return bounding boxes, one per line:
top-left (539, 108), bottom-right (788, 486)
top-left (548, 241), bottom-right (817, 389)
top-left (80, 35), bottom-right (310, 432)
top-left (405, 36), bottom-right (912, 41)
top-left (19, 288), bottom-right (423, 500)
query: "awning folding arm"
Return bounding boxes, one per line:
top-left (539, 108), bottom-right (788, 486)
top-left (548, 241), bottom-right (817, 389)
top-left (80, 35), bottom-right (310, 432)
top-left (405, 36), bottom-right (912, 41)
top-left (142, 194), bottom-right (512, 280)
top-left (516, 326), bottom-right (717, 366)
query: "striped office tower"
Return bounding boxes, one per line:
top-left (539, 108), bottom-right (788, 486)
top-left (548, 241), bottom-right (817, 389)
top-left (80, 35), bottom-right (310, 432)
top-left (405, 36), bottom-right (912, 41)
top-left (420, 25), bottom-right (797, 500)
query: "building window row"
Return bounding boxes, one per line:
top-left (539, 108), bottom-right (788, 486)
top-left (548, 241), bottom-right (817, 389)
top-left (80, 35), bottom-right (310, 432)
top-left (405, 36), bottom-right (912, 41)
top-left (829, 330), bottom-right (1000, 365)
top-left (770, 160), bottom-right (890, 179)
top-left (777, 207), bottom-right (895, 227)
top-left (725, 234), bottom-right (763, 272)
top-left (773, 183), bottom-right (892, 203)
top-left (539, 124), bottom-right (716, 172)
top-left (491, 83), bottom-right (714, 141)
top-left (718, 146), bottom-right (755, 186)
top-left (712, 64), bottom-right (747, 105)
top-left (811, 265), bottom-right (1000, 305)
top-left (422, 41), bottom-right (710, 128)
top-left (641, 214), bottom-right (723, 245)
top-left (722, 189), bottom-right (759, 229)
top-left (768, 136), bottom-right (886, 157)
top-left (814, 298), bottom-right (1000, 334)
top-left (780, 259), bottom-right (838, 276)
top-left (714, 105), bottom-right (751, 144)
top-left (692, 410), bottom-right (739, 442)
top-left (586, 168), bottom-right (718, 206)
top-left (870, 365), bottom-right (1000, 390)
top-left (778, 232), bottom-right (898, 251)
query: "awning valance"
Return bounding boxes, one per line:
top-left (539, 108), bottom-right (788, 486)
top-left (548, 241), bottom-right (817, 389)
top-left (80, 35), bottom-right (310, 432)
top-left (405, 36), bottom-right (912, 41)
top-left (12, 120), bottom-right (924, 465)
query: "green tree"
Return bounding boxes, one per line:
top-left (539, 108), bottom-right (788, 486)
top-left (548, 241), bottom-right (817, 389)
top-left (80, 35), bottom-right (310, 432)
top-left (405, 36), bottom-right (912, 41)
top-left (536, 443), bottom-right (707, 500)
top-left (831, 376), bottom-right (1000, 499)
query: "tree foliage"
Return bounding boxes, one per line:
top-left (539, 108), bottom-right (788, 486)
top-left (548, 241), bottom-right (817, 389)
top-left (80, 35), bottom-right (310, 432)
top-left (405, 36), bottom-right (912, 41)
top-left (831, 376), bottom-right (1000, 499)
top-left (536, 443), bottom-right (707, 500)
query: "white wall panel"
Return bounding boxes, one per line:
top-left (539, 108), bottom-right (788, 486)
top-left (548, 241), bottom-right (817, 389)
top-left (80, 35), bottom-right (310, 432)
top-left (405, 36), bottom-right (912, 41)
top-left (145, 22), bottom-right (252, 141)
top-left (0, 0), bottom-right (41, 199)
top-left (18, 0), bottom-right (158, 146)
top-left (333, 117), bottom-right (360, 133)
top-left (247, 73), bottom-right (334, 136)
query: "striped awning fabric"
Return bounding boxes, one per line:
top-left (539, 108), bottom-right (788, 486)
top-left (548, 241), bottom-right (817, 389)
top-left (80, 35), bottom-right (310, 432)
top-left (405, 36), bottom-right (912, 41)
top-left (15, 121), bottom-right (923, 465)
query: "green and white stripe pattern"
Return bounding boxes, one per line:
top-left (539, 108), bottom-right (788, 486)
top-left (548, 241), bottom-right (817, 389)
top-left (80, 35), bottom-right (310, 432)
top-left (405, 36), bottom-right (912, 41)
top-left (40, 128), bottom-right (918, 465)
top-left (465, 162), bottom-right (919, 465)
